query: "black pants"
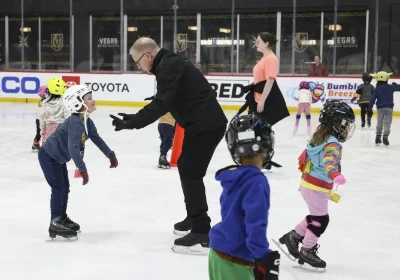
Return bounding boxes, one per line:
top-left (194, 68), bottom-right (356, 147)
top-left (158, 123), bottom-right (175, 156)
top-left (360, 103), bottom-right (372, 123)
top-left (34, 119), bottom-right (41, 143)
top-left (177, 124), bottom-right (226, 234)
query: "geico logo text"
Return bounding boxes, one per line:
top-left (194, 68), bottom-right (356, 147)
top-left (1, 76), bottom-right (40, 94)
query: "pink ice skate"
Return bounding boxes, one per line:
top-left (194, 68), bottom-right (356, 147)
top-left (293, 125), bottom-right (299, 135)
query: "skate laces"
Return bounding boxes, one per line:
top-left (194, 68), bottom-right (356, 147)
top-left (62, 215), bottom-right (75, 225)
top-left (310, 244), bottom-right (321, 259)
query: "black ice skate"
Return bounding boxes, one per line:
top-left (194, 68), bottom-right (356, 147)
top-left (31, 142), bottom-right (40, 153)
top-left (158, 155), bottom-right (170, 169)
top-left (375, 135), bottom-right (382, 146)
top-left (383, 136), bottom-right (389, 147)
top-left (173, 217), bottom-right (192, 236)
top-left (172, 232), bottom-right (209, 255)
top-left (61, 213), bottom-right (80, 232)
top-left (361, 121), bottom-right (365, 128)
top-left (274, 230), bottom-right (303, 261)
top-left (48, 216), bottom-right (78, 240)
top-left (367, 118), bottom-right (371, 128)
top-left (295, 244), bottom-right (326, 273)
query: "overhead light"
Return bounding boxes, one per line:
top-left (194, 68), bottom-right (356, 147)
top-left (20, 27), bottom-right (31, 32)
top-left (219, 28), bottom-right (231, 34)
top-left (303, 40), bottom-right (317, 46)
top-left (188, 26), bottom-right (197, 31)
top-left (127, 27), bottom-right (138, 32)
top-left (201, 39), bottom-right (245, 46)
top-left (328, 24), bottom-right (342, 31)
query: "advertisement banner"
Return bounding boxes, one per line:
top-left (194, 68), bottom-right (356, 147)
top-left (0, 72), bottom-right (399, 112)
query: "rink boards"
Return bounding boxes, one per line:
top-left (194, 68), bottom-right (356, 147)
top-left (0, 71), bottom-right (399, 115)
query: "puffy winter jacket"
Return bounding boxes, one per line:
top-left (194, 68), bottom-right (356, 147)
top-left (40, 97), bottom-right (70, 130)
top-left (295, 89), bottom-right (312, 104)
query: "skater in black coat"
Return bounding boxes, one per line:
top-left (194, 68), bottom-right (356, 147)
top-left (110, 37), bottom-right (228, 254)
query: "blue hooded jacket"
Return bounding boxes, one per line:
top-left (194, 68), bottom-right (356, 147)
top-left (43, 114), bottom-right (115, 173)
top-left (369, 83), bottom-right (400, 110)
top-left (209, 165), bottom-right (271, 262)
top-left (304, 136), bottom-right (341, 184)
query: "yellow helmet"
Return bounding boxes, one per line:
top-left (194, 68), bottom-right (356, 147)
top-left (370, 71), bottom-right (393, 82)
top-left (46, 78), bottom-right (67, 95)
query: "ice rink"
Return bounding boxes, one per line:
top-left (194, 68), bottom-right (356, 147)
top-left (1, 102), bottom-right (399, 280)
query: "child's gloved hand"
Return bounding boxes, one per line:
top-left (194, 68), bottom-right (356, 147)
top-left (333, 174), bottom-right (346, 185)
top-left (254, 251), bottom-right (280, 280)
top-left (81, 172), bottom-right (89, 185)
top-left (109, 155), bottom-right (118, 168)
top-left (40, 130), bottom-right (45, 137)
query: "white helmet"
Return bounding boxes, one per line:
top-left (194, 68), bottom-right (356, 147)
top-left (63, 85), bottom-right (92, 113)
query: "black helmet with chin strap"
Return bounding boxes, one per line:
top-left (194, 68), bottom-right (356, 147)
top-left (225, 114), bottom-right (275, 168)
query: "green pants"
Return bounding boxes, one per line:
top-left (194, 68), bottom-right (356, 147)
top-left (208, 249), bottom-right (255, 280)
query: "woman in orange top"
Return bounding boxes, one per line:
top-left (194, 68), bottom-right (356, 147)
top-left (253, 32), bottom-right (279, 113)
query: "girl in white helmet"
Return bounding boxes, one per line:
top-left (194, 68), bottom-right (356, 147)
top-left (38, 85), bottom-right (118, 240)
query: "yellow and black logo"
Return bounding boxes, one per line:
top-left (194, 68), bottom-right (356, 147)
top-left (51, 33), bottom-right (64, 52)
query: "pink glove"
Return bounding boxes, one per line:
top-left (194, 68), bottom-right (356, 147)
top-left (40, 130), bottom-right (45, 137)
top-left (38, 86), bottom-right (48, 99)
top-left (333, 174), bottom-right (346, 185)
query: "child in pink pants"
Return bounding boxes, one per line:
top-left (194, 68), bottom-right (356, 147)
top-left (277, 100), bottom-right (355, 272)
top-left (294, 81), bottom-right (312, 135)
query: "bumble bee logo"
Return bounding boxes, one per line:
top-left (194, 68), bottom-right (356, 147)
top-left (294, 32), bottom-right (308, 53)
top-left (176, 33), bottom-right (188, 52)
top-left (51, 33), bottom-right (63, 51)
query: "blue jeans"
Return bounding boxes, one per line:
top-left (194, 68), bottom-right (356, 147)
top-left (158, 123), bottom-right (175, 156)
top-left (38, 148), bottom-right (70, 220)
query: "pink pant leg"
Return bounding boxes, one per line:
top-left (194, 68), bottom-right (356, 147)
top-left (303, 103), bottom-right (311, 115)
top-left (295, 103), bottom-right (308, 126)
top-left (297, 103), bottom-right (307, 115)
top-left (294, 218), bottom-right (308, 236)
top-left (303, 103), bottom-right (311, 127)
top-left (296, 187), bottom-right (329, 248)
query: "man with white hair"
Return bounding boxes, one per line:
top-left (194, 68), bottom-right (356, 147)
top-left (110, 37), bottom-right (227, 254)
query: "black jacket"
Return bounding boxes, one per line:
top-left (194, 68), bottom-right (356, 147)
top-left (128, 48), bottom-right (227, 133)
top-left (237, 80), bottom-right (290, 126)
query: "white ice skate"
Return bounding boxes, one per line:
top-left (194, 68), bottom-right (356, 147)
top-left (171, 244), bottom-right (209, 255)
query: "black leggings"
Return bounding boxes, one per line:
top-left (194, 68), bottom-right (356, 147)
top-left (360, 103), bottom-right (373, 123)
top-left (34, 119), bottom-right (41, 143)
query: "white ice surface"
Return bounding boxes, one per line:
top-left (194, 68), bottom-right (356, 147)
top-left (0, 103), bottom-right (399, 280)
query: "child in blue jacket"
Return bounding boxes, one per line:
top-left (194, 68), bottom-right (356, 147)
top-left (368, 71), bottom-right (400, 146)
top-left (38, 85), bottom-right (118, 239)
top-left (208, 114), bottom-right (280, 280)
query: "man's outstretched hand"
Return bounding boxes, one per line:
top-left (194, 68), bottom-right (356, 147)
top-left (110, 114), bottom-right (135, 131)
top-left (117, 113), bottom-right (135, 121)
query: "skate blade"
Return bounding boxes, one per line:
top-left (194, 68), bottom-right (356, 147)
top-left (171, 244), bottom-right (209, 255)
top-left (31, 150), bottom-right (39, 153)
top-left (158, 165), bottom-right (170, 169)
top-left (46, 236), bottom-right (78, 242)
top-left (272, 239), bottom-right (297, 262)
top-left (293, 263), bottom-right (326, 273)
top-left (270, 161), bottom-right (282, 168)
top-left (173, 229), bottom-right (190, 236)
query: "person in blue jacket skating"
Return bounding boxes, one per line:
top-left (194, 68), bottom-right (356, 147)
top-left (38, 85), bottom-right (118, 240)
top-left (208, 114), bottom-right (280, 280)
top-left (369, 71), bottom-right (400, 146)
